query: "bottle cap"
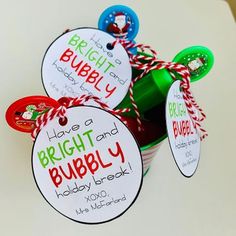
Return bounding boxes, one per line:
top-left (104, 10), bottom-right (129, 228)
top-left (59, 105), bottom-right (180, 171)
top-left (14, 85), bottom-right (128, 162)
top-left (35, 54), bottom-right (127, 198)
top-left (173, 46), bottom-right (214, 82)
top-left (98, 5), bottom-right (139, 41)
top-left (6, 96), bottom-right (59, 133)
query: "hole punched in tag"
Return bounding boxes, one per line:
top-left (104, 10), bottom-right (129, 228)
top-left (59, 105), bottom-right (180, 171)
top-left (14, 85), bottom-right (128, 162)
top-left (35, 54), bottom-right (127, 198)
top-left (106, 43), bottom-right (114, 50)
top-left (57, 97), bottom-right (71, 126)
top-left (59, 116), bottom-right (68, 126)
top-left (106, 37), bottom-right (120, 50)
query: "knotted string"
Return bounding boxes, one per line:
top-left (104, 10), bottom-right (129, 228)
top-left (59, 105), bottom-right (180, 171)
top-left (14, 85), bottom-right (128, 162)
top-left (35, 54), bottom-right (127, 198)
top-left (112, 38), bottom-right (207, 140)
top-left (31, 95), bottom-right (130, 141)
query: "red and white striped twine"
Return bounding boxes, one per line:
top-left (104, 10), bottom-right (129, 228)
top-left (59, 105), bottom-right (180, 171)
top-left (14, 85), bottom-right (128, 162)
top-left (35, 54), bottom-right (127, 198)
top-left (31, 95), bottom-right (130, 141)
top-left (114, 38), bottom-right (208, 141)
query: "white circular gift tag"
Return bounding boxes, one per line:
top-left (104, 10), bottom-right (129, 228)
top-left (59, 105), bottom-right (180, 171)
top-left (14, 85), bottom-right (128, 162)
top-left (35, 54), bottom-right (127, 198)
top-left (165, 80), bottom-right (201, 177)
top-left (41, 28), bottom-right (132, 108)
top-left (32, 106), bottom-right (143, 224)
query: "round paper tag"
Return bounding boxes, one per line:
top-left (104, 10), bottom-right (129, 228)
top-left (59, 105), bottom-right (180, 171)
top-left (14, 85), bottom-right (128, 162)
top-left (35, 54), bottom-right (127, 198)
top-left (5, 96), bottom-right (59, 133)
top-left (165, 81), bottom-right (200, 177)
top-left (32, 106), bottom-right (143, 224)
top-left (41, 28), bottom-right (132, 108)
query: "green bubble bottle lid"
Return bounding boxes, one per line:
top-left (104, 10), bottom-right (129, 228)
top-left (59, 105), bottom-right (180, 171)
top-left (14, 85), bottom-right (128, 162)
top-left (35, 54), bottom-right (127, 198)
top-left (173, 46), bottom-right (214, 82)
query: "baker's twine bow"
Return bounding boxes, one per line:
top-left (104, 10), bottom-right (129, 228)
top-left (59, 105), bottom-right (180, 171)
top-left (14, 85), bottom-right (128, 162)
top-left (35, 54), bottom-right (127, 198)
top-left (31, 95), bottom-right (130, 141)
top-left (113, 38), bottom-right (208, 140)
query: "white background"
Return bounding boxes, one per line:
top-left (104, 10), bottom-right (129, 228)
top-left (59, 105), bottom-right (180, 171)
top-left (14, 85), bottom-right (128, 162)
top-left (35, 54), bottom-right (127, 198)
top-left (0, 0), bottom-right (235, 235)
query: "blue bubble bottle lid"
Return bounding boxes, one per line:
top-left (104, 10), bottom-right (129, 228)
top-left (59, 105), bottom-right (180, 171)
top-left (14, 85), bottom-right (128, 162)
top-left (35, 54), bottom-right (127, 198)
top-left (98, 5), bottom-right (139, 41)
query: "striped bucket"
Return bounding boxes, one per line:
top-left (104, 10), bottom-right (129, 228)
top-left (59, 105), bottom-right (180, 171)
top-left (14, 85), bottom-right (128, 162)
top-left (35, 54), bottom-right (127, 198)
top-left (140, 134), bottom-right (167, 175)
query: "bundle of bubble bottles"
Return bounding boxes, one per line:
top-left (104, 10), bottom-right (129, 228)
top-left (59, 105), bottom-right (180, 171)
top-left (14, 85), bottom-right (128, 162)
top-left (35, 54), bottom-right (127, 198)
top-left (5, 5), bottom-right (214, 224)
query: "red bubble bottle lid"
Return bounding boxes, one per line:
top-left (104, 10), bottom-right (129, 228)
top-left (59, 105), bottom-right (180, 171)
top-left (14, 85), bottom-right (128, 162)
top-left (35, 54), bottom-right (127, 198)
top-left (6, 96), bottom-right (59, 133)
